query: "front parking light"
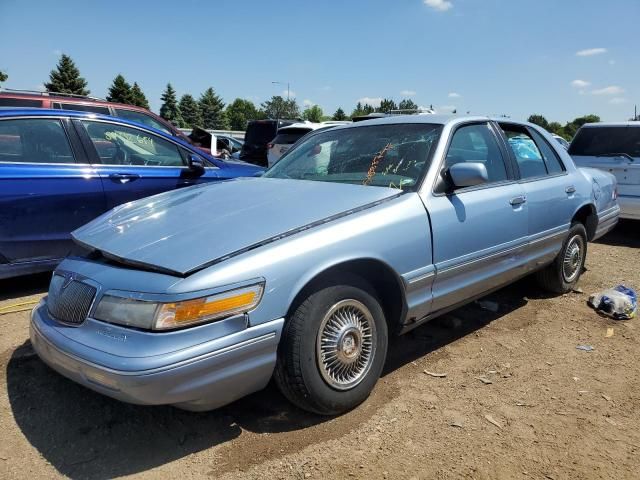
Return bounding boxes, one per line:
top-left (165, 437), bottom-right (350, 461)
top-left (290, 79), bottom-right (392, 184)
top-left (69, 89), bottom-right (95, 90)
top-left (93, 284), bottom-right (264, 331)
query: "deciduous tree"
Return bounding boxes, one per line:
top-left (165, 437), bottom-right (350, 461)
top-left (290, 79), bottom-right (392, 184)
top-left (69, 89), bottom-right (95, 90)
top-left (226, 98), bottom-right (259, 130)
top-left (261, 95), bottom-right (300, 120)
top-left (302, 105), bottom-right (324, 122)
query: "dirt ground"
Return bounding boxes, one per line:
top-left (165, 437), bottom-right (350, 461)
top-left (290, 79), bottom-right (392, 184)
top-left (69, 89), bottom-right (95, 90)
top-left (0, 221), bottom-right (638, 480)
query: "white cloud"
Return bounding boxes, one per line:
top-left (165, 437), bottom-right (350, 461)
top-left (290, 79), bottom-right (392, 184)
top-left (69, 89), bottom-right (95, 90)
top-left (448, 92), bottom-right (461, 98)
top-left (570, 79), bottom-right (590, 88)
top-left (591, 85), bottom-right (624, 95)
top-left (609, 97), bottom-right (627, 105)
top-left (282, 89), bottom-right (296, 98)
top-left (357, 97), bottom-right (383, 107)
top-left (400, 89), bottom-right (416, 96)
top-left (576, 47), bottom-right (607, 57)
top-left (423, 0), bottom-right (453, 12)
top-left (303, 99), bottom-right (316, 107)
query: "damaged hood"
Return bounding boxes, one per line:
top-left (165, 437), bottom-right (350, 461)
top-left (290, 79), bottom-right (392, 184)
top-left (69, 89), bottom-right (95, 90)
top-left (72, 178), bottom-right (401, 276)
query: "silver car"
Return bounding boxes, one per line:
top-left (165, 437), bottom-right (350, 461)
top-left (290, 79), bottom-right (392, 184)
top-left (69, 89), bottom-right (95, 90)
top-left (31, 115), bottom-right (619, 415)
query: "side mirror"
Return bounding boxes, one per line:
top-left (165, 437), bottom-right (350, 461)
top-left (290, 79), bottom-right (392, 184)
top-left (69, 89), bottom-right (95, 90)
top-left (188, 154), bottom-right (206, 175)
top-left (448, 162), bottom-right (489, 188)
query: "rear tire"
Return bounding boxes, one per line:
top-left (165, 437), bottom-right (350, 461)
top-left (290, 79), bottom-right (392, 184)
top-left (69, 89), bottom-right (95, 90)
top-left (274, 280), bottom-right (388, 415)
top-left (536, 223), bottom-right (587, 294)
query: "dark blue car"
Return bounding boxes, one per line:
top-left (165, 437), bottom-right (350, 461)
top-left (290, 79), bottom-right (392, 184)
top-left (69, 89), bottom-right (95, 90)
top-left (0, 109), bottom-right (263, 279)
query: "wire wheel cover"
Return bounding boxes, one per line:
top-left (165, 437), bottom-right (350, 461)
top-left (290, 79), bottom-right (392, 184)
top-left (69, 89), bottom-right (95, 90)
top-left (563, 235), bottom-right (583, 282)
top-left (316, 299), bottom-right (376, 390)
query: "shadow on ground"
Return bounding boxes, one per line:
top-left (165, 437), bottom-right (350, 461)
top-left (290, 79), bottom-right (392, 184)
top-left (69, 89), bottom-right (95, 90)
top-left (596, 220), bottom-right (639, 248)
top-left (6, 278), bottom-right (537, 479)
top-left (0, 272), bottom-right (50, 302)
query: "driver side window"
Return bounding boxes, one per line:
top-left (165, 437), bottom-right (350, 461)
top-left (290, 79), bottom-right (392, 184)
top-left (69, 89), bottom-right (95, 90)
top-left (80, 120), bottom-right (185, 167)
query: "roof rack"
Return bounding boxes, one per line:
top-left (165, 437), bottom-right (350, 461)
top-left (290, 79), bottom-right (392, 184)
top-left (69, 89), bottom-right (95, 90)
top-left (388, 108), bottom-right (435, 115)
top-left (0, 88), bottom-right (106, 102)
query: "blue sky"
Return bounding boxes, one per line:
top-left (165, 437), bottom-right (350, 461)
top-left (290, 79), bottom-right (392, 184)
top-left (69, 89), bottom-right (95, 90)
top-left (1, 0), bottom-right (638, 123)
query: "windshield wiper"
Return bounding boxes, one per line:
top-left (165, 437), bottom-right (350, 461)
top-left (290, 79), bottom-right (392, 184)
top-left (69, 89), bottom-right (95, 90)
top-left (596, 152), bottom-right (635, 161)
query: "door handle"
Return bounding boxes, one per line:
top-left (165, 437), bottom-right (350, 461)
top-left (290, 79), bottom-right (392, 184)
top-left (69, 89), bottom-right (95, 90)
top-left (510, 196), bottom-right (527, 206)
top-left (109, 173), bottom-right (140, 184)
top-left (565, 186), bottom-right (576, 194)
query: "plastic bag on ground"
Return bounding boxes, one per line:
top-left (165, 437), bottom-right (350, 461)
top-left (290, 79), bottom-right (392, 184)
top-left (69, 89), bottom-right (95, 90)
top-left (588, 285), bottom-right (637, 320)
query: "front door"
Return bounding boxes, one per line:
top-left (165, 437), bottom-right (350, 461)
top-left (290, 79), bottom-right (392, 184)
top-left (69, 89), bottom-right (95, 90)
top-left (0, 117), bottom-right (106, 263)
top-left (74, 119), bottom-right (219, 209)
top-left (424, 122), bottom-right (529, 312)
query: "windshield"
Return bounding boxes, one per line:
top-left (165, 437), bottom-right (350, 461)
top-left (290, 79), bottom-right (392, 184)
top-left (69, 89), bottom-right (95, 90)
top-left (263, 123), bottom-right (442, 189)
top-left (569, 126), bottom-right (640, 158)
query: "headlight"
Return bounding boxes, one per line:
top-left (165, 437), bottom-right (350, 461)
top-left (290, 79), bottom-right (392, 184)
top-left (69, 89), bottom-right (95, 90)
top-left (93, 284), bottom-right (264, 331)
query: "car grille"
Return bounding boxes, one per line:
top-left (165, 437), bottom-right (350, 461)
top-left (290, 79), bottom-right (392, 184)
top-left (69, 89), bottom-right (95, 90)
top-left (47, 274), bottom-right (97, 325)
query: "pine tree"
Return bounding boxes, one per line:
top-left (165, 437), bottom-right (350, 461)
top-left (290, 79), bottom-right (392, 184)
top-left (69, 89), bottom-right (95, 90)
top-left (0, 70), bottom-right (7, 83)
top-left (45, 54), bottom-right (89, 95)
top-left (179, 94), bottom-right (202, 128)
top-left (130, 82), bottom-right (149, 109)
top-left (332, 107), bottom-right (346, 121)
top-left (377, 98), bottom-right (397, 113)
top-left (159, 83), bottom-right (183, 126)
top-left (106, 74), bottom-right (132, 103)
top-left (199, 87), bottom-right (229, 129)
top-left (398, 99), bottom-right (418, 111)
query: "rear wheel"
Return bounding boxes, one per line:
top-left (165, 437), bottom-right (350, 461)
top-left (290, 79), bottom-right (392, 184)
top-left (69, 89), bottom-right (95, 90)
top-left (536, 223), bottom-right (587, 293)
top-left (274, 281), bottom-right (388, 415)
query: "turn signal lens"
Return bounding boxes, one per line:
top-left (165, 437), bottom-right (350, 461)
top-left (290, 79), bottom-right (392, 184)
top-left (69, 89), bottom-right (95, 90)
top-left (154, 284), bottom-right (263, 330)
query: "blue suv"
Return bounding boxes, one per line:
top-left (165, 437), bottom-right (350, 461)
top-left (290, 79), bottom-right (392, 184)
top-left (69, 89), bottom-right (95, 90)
top-left (0, 109), bottom-right (263, 279)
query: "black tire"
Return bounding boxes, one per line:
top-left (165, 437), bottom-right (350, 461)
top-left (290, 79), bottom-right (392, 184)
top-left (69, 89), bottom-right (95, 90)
top-left (536, 222), bottom-right (588, 294)
top-left (274, 279), bottom-right (388, 415)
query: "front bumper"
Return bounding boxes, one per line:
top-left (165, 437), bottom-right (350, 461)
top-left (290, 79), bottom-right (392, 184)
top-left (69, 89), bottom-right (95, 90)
top-left (30, 301), bottom-right (284, 411)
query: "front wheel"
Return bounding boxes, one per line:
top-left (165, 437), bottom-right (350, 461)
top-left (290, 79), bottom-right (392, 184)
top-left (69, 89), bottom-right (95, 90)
top-left (274, 281), bottom-right (388, 415)
top-left (536, 223), bottom-right (588, 293)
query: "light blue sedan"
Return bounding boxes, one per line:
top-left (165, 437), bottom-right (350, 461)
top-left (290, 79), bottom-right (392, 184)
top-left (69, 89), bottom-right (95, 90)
top-left (31, 115), bottom-right (619, 415)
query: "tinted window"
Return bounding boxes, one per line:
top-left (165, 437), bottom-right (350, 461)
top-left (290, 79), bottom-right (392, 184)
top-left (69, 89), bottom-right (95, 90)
top-left (569, 126), bottom-right (640, 158)
top-left (245, 122), bottom-right (278, 145)
top-left (529, 129), bottom-right (565, 174)
top-left (55, 102), bottom-right (111, 115)
top-left (272, 128), bottom-right (313, 145)
top-left (80, 121), bottom-right (185, 167)
top-left (445, 123), bottom-right (508, 184)
top-left (501, 125), bottom-right (547, 179)
top-left (265, 123), bottom-right (441, 190)
top-left (0, 97), bottom-right (43, 108)
top-left (0, 118), bottom-right (75, 164)
top-left (114, 108), bottom-right (171, 134)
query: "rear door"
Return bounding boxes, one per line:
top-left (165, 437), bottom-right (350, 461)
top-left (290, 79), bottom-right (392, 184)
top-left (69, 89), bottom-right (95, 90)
top-left (74, 119), bottom-right (219, 209)
top-left (0, 116), bottom-right (105, 263)
top-left (425, 122), bottom-right (529, 312)
top-left (498, 122), bottom-right (576, 268)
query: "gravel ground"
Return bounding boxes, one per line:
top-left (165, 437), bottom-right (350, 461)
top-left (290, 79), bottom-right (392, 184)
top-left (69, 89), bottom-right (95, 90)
top-left (0, 221), bottom-right (638, 480)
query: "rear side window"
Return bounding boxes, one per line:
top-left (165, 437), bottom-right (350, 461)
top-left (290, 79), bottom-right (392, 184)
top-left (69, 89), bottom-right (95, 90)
top-left (0, 118), bottom-right (75, 164)
top-left (272, 128), bottom-right (312, 145)
top-left (569, 126), bottom-right (640, 158)
top-left (80, 120), bottom-right (186, 167)
top-left (114, 108), bottom-right (171, 134)
top-left (529, 129), bottom-right (565, 174)
top-left (52, 102), bottom-right (111, 116)
top-left (500, 124), bottom-right (547, 179)
top-left (444, 123), bottom-right (508, 185)
top-left (0, 97), bottom-right (43, 108)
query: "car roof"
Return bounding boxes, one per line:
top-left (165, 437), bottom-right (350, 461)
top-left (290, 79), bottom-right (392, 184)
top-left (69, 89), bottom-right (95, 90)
top-left (580, 121), bottom-right (640, 128)
top-left (327, 114), bottom-right (532, 132)
top-left (0, 89), bottom-right (153, 113)
top-left (0, 108), bottom-right (203, 154)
